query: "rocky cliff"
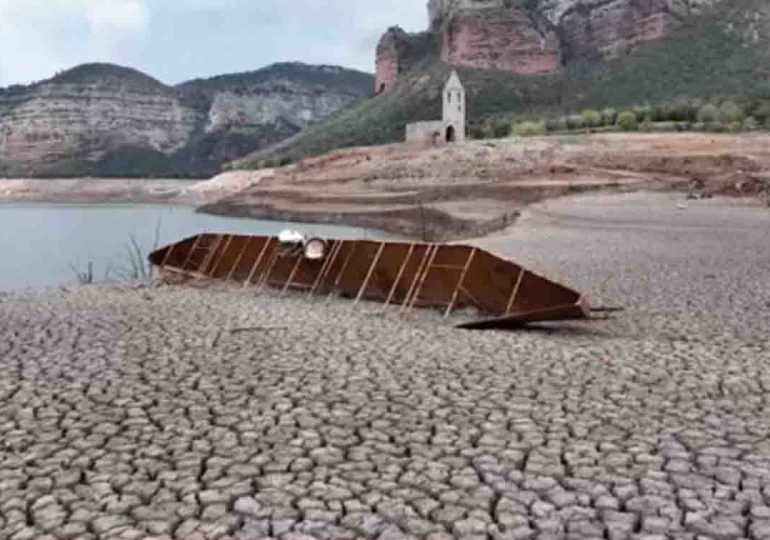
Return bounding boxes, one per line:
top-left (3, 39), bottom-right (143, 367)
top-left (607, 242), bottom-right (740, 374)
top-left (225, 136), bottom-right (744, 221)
top-left (0, 63), bottom-right (372, 177)
top-left (377, 0), bottom-right (725, 92)
top-left (441, 7), bottom-right (561, 74)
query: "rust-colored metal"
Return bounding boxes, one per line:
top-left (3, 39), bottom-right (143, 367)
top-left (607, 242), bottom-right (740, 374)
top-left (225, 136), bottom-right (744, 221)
top-left (309, 240), bottom-right (342, 298)
top-left (383, 244), bottom-right (416, 311)
top-left (244, 237), bottom-right (273, 288)
top-left (445, 247), bottom-right (476, 318)
top-left (355, 242), bottom-right (386, 305)
top-left (149, 234), bottom-right (594, 329)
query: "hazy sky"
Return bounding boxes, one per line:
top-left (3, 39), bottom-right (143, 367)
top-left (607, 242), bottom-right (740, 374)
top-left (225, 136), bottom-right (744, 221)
top-left (0, 0), bottom-right (428, 87)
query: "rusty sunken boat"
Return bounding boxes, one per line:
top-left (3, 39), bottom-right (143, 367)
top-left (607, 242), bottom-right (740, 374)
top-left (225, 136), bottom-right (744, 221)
top-left (149, 232), bottom-right (594, 330)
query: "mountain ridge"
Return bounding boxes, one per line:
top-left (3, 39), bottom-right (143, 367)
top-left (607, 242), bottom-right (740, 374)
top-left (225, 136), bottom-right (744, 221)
top-left (0, 62), bottom-right (373, 178)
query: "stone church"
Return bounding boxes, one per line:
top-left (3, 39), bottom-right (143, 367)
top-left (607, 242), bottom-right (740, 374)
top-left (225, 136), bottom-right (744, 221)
top-left (405, 70), bottom-right (466, 145)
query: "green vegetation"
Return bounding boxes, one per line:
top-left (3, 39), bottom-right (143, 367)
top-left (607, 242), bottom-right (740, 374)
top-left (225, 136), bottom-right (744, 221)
top-left (176, 62), bottom-right (373, 113)
top-left (616, 110), bottom-right (638, 131)
top-left (697, 104), bottom-right (719, 123)
top-left (512, 121), bottom-right (547, 137)
top-left (717, 101), bottom-right (745, 124)
top-left (48, 63), bottom-right (171, 93)
top-left (581, 109), bottom-right (602, 128)
top-left (601, 108), bottom-right (618, 125)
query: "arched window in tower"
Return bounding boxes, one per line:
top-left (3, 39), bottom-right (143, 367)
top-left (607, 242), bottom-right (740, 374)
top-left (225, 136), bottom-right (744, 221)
top-left (447, 92), bottom-right (452, 103)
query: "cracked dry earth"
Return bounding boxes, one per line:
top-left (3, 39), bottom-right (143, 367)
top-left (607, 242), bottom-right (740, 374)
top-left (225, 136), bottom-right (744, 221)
top-left (1, 193), bottom-right (770, 540)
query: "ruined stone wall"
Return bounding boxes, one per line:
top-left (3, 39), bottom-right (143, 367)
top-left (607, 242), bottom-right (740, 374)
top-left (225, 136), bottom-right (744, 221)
top-left (405, 120), bottom-right (446, 144)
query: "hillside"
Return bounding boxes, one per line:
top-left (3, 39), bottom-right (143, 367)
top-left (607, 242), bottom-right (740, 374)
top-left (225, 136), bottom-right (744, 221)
top-left (0, 62), bottom-right (373, 178)
top-left (235, 0), bottom-right (770, 168)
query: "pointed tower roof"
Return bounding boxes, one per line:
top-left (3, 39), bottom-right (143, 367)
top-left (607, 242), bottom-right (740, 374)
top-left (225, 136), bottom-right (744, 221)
top-left (444, 69), bottom-right (463, 91)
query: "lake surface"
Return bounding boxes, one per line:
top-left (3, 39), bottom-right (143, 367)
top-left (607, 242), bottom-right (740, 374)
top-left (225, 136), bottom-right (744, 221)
top-left (0, 203), bottom-right (386, 290)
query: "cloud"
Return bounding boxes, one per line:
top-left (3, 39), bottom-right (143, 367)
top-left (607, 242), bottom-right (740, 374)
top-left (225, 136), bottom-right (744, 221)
top-left (0, 0), bottom-right (149, 85)
top-left (0, 0), bottom-right (427, 87)
top-left (85, 0), bottom-right (150, 40)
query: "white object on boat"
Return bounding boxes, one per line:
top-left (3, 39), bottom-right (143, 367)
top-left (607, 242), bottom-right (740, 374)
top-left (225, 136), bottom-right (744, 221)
top-left (278, 229), bottom-right (305, 244)
top-left (304, 238), bottom-right (328, 260)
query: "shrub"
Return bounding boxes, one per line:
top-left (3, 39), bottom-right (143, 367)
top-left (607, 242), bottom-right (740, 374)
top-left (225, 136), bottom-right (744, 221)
top-left (708, 122), bottom-right (729, 133)
top-left (651, 103), bottom-right (668, 122)
top-left (743, 116), bottom-right (759, 131)
top-left (545, 117), bottom-right (568, 132)
top-left (633, 105), bottom-right (652, 121)
top-left (616, 110), bottom-right (638, 131)
top-left (491, 119), bottom-right (511, 138)
top-left (468, 125), bottom-right (486, 139)
top-left (655, 99), bottom-right (696, 122)
top-left (697, 104), bottom-right (719, 124)
top-left (717, 101), bottom-right (745, 124)
top-left (512, 121), bottom-right (548, 137)
top-left (750, 101), bottom-right (770, 123)
top-left (581, 109), bottom-right (603, 128)
top-left (566, 115), bottom-right (585, 130)
top-left (601, 108), bottom-right (617, 125)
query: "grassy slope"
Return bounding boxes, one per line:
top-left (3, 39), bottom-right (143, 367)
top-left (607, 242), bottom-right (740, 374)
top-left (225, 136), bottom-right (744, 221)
top-left (572, 1), bottom-right (770, 108)
top-left (235, 1), bottom-right (770, 168)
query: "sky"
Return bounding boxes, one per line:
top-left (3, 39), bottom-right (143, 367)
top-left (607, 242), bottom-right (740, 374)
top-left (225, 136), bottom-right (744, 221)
top-left (0, 0), bottom-right (428, 87)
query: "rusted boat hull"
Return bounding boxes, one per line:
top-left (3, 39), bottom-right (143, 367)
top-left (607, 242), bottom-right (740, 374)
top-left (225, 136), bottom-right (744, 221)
top-left (148, 233), bottom-right (592, 329)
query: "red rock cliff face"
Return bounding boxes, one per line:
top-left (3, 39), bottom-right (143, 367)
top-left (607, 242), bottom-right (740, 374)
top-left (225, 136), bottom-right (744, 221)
top-left (375, 28), bottom-right (438, 94)
top-left (375, 28), bottom-right (404, 94)
top-left (558, 0), bottom-right (676, 60)
top-left (377, 0), bottom-right (686, 86)
top-left (441, 8), bottom-right (562, 74)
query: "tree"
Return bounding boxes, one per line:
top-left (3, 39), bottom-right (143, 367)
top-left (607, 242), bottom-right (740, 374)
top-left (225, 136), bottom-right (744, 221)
top-left (697, 104), bottom-right (719, 124)
top-left (616, 110), bottom-right (638, 131)
top-left (717, 101), bottom-right (745, 124)
top-left (581, 109), bottom-right (602, 128)
top-left (601, 108), bottom-right (618, 125)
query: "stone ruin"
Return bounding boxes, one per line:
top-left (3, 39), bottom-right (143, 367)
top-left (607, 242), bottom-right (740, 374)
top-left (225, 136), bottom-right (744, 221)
top-left (405, 70), bottom-right (466, 145)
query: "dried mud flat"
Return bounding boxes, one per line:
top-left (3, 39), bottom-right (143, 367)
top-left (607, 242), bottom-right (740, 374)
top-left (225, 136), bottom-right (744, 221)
top-left (1, 192), bottom-right (770, 540)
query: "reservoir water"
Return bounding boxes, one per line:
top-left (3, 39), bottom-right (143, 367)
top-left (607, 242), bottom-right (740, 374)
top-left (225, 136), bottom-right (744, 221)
top-left (0, 203), bottom-right (385, 290)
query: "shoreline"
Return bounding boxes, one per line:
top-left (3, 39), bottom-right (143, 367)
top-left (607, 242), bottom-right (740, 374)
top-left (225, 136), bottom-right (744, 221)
top-left (3, 132), bottom-right (769, 242)
top-left (0, 169), bottom-right (275, 207)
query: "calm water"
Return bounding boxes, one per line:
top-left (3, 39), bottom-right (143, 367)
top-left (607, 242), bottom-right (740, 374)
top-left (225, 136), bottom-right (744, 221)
top-left (0, 203), bottom-right (385, 290)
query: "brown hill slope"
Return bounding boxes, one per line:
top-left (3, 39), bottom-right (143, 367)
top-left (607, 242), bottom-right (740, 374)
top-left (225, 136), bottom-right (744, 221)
top-left (205, 133), bottom-right (770, 240)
